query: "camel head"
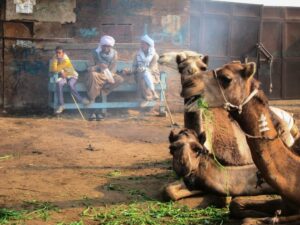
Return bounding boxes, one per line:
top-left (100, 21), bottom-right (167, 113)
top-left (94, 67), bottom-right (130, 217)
top-left (158, 51), bottom-right (209, 75)
top-left (181, 61), bottom-right (257, 109)
top-left (169, 128), bottom-right (207, 179)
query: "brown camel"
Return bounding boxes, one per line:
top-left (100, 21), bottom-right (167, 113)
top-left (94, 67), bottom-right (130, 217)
top-left (169, 128), bottom-right (274, 197)
top-left (181, 60), bottom-right (300, 224)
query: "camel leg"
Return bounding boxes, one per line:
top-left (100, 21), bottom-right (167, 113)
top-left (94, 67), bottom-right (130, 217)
top-left (242, 215), bottom-right (300, 225)
top-left (230, 195), bottom-right (281, 219)
top-left (164, 181), bottom-right (203, 201)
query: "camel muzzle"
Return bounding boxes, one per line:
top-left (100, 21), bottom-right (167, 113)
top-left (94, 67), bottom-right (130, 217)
top-left (184, 95), bottom-right (201, 112)
top-left (183, 174), bottom-right (198, 191)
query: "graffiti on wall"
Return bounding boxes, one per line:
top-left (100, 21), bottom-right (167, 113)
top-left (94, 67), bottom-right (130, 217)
top-left (11, 60), bottom-right (48, 77)
top-left (8, 46), bottom-right (48, 94)
top-left (144, 15), bottom-right (188, 46)
top-left (79, 28), bottom-right (99, 38)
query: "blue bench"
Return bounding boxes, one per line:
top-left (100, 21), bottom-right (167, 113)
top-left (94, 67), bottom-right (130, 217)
top-left (48, 60), bottom-right (167, 115)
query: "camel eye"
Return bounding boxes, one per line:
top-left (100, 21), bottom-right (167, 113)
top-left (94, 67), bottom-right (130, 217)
top-left (178, 64), bottom-right (187, 74)
top-left (190, 142), bottom-right (201, 153)
top-left (169, 142), bottom-right (184, 155)
top-left (218, 74), bottom-right (232, 88)
top-left (169, 144), bottom-right (178, 155)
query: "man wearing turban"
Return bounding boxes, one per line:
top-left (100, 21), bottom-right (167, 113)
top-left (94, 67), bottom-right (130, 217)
top-left (132, 34), bottom-right (160, 108)
top-left (86, 35), bottom-right (124, 120)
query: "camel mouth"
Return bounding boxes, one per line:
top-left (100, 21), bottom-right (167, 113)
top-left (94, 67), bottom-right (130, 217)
top-left (184, 95), bottom-right (202, 112)
top-left (183, 173), bottom-right (198, 191)
top-left (158, 55), bottom-right (170, 65)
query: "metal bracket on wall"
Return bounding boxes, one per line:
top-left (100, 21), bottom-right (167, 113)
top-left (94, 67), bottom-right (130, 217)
top-left (256, 43), bottom-right (273, 93)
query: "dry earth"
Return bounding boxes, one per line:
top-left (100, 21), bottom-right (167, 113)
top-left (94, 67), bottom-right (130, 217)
top-left (0, 106), bottom-right (299, 224)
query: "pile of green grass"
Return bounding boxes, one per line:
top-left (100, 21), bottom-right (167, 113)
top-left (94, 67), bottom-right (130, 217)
top-left (0, 208), bottom-right (26, 224)
top-left (82, 201), bottom-right (229, 225)
top-left (0, 201), bottom-right (58, 224)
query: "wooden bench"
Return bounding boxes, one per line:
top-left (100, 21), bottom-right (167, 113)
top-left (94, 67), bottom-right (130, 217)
top-left (48, 60), bottom-right (167, 115)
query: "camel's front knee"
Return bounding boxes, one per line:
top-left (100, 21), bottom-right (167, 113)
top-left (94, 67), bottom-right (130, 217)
top-left (164, 181), bottom-right (203, 201)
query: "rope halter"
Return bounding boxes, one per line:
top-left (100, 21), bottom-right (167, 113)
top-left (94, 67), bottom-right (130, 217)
top-left (213, 70), bottom-right (258, 114)
top-left (213, 70), bottom-right (280, 140)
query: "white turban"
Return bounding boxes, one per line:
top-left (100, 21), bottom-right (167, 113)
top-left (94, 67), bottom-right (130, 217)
top-left (141, 34), bottom-right (154, 47)
top-left (100, 35), bottom-right (115, 47)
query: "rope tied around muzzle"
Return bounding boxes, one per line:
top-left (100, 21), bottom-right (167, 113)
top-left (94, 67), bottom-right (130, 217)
top-left (213, 70), bottom-right (259, 114)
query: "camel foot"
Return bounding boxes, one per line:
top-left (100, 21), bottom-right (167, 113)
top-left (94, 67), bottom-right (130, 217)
top-left (178, 195), bottom-right (229, 209)
top-left (163, 181), bottom-right (203, 201)
top-left (230, 195), bottom-right (281, 219)
top-left (163, 181), bottom-right (229, 208)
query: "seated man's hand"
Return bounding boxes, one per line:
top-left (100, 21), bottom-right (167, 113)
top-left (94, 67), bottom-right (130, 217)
top-left (88, 65), bottom-right (97, 72)
top-left (59, 70), bottom-right (67, 78)
top-left (137, 66), bottom-right (146, 73)
top-left (121, 68), bottom-right (132, 76)
top-left (99, 63), bottom-right (108, 71)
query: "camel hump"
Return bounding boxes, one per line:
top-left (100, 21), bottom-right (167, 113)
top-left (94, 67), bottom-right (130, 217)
top-left (208, 108), bottom-right (253, 166)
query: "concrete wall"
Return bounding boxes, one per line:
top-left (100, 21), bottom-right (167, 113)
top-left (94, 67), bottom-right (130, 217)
top-left (2, 0), bottom-right (189, 111)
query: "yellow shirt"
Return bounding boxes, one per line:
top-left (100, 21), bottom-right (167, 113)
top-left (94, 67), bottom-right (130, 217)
top-left (49, 54), bottom-right (78, 78)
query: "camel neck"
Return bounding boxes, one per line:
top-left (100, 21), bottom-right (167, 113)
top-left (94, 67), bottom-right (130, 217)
top-left (194, 154), bottom-right (273, 196)
top-left (229, 95), bottom-right (300, 206)
top-left (233, 97), bottom-right (277, 141)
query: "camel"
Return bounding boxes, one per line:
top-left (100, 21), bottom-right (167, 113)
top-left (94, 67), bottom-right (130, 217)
top-left (169, 128), bottom-right (274, 197)
top-left (180, 60), bottom-right (300, 224)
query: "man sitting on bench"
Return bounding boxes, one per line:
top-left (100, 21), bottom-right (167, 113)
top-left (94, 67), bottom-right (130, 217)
top-left (86, 35), bottom-right (124, 120)
top-left (132, 34), bottom-right (160, 108)
top-left (50, 46), bottom-right (89, 114)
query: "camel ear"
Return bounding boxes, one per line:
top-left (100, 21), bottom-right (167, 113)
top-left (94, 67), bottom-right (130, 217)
top-left (169, 130), bottom-right (178, 143)
top-left (202, 55), bottom-right (209, 66)
top-left (198, 132), bottom-right (206, 145)
top-left (242, 62), bottom-right (256, 79)
top-left (176, 53), bottom-right (187, 65)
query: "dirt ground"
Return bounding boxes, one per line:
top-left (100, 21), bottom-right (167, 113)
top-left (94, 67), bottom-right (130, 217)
top-left (1, 106), bottom-right (300, 224)
top-left (0, 111), bottom-right (182, 224)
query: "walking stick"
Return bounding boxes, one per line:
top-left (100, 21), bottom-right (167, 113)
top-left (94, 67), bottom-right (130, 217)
top-left (70, 93), bottom-right (86, 121)
top-left (158, 80), bottom-right (180, 128)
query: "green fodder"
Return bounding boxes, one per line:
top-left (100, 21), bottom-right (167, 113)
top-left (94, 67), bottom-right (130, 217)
top-left (197, 98), bottom-right (214, 156)
top-left (198, 98), bottom-right (229, 196)
top-left (56, 221), bottom-right (84, 225)
top-left (23, 200), bottom-right (59, 221)
top-left (83, 201), bottom-right (229, 225)
top-left (0, 208), bottom-right (27, 224)
top-left (106, 170), bottom-right (122, 178)
top-left (0, 201), bottom-right (59, 224)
